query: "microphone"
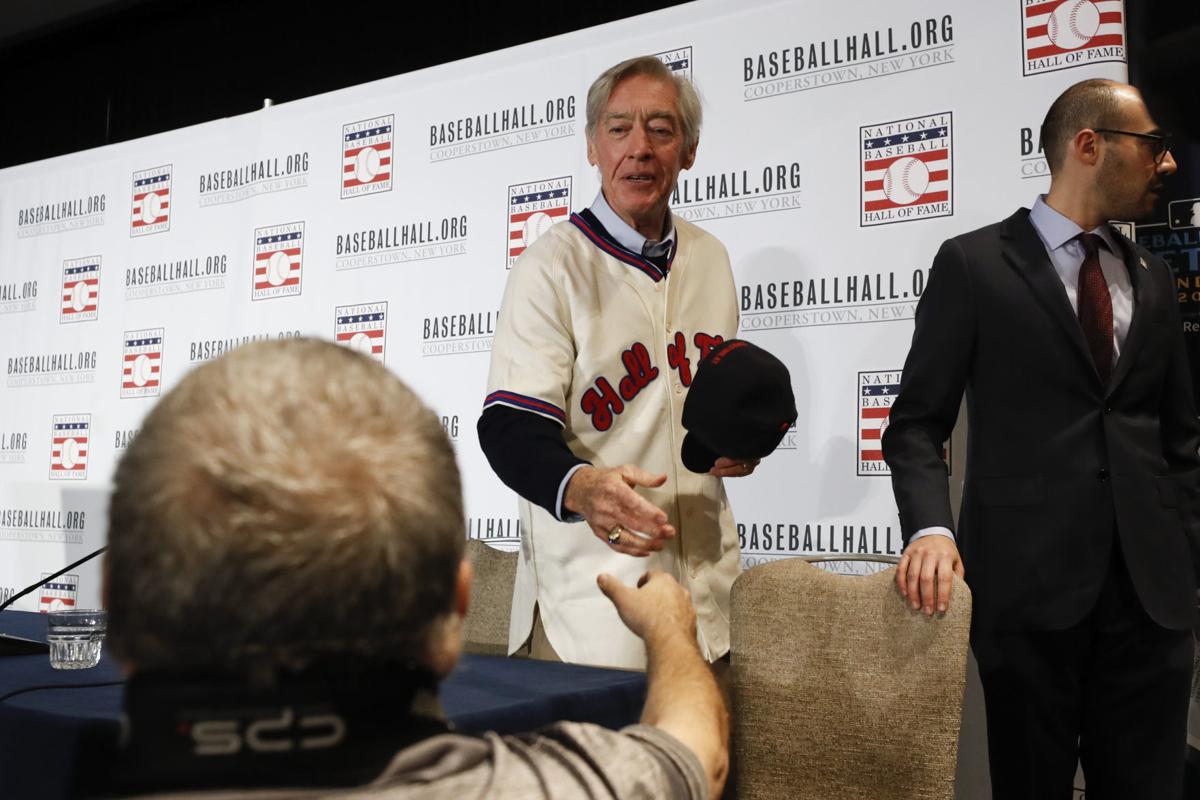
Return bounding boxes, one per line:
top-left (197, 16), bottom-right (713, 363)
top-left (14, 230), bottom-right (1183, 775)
top-left (0, 546), bottom-right (107, 656)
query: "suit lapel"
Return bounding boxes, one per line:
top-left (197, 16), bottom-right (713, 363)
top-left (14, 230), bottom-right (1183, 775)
top-left (998, 210), bottom-right (1100, 384)
top-left (1107, 228), bottom-right (1153, 393)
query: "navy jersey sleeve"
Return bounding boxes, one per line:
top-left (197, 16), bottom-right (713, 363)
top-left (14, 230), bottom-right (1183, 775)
top-left (477, 405), bottom-right (589, 519)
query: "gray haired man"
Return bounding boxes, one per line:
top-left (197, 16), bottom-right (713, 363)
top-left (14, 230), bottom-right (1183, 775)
top-left (98, 338), bottom-right (728, 799)
top-left (479, 55), bottom-right (747, 669)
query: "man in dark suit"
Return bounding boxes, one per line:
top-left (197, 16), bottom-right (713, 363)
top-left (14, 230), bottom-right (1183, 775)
top-left (882, 79), bottom-right (1200, 799)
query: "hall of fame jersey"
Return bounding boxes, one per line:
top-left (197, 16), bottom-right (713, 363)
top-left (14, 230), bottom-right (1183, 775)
top-left (484, 210), bottom-right (740, 669)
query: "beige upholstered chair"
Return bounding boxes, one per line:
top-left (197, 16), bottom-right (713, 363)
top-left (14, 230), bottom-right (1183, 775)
top-left (730, 556), bottom-right (972, 800)
top-left (462, 538), bottom-right (519, 656)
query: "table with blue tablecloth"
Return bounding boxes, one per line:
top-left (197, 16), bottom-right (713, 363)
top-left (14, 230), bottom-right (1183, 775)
top-left (0, 610), bottom-right (647, 798)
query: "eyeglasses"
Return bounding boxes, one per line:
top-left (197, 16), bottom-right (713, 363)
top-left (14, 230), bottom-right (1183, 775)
top-left (1092, 128), bottom-right (1173, 165)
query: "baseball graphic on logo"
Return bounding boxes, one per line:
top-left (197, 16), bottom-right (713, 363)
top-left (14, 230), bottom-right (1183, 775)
top-left (70, 281), bottom-right (89, 312)
top-left (60, 438), bottom-right (79, 470)
top-left (141, 191), bottom-right (162, 224)
top-left (1047, 0), bottom-right (1100, 50)
top-left (132, 353), bottom-right (151, 387)
top-left (45, 597), bottom-right (69, 611)
top-left (522, 211), bottom-right (555, 246)
top-left (882, 157), bottom-right (929, 205)
top-left (355, 147), bottom-right (381, 184)
top-left (267, 251), bottom-right (291, 286)
top-left (349, 332), bottom-right (374, 355)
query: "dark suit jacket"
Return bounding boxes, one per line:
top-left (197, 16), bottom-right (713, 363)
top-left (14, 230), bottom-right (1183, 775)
top-left (882, 208), bottom-right (1200, 633)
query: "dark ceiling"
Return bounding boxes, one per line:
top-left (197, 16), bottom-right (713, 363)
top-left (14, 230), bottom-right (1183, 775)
top-left (1, 1), bottom-right (1195, 171)
top-left (0, 0), bottom-right (687, 169)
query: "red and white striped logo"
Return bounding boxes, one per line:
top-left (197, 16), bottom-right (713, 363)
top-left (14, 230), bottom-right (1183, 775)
top-left (1022, 0), bottom-right (1126, 77)
top-left (508, 177), bottom-right (571, 269)
top-left (342, 115), bottom-right (394, 199)
top-left (121, 328), bottom-right (164, 398)
top-left (252, 222), bottom-right (304, 301)
top-left (60, 256), bottom-right (101, 323)
top-left (857, 370), bottom-right (948, 476)
top-left (39, 574), bottom-right (79, 612)
top-left (50, 414), bottom-right (90, 481)
top-left (334, 302), bottom-right (387, 362)
top-left (130, 165), bottom-right (172, 236)
top-left (861, 112), bottom-right (953, 228)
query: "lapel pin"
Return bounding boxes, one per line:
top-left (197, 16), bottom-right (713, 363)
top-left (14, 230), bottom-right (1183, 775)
top-left (1139, 257), bottom-right (1147, 270)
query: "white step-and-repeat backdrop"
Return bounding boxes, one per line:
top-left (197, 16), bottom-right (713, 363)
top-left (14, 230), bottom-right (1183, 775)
top-left (0, 0), bottom-right (1128, 609)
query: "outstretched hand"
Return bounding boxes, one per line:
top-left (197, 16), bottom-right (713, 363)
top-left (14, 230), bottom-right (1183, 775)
top-left (596, 569), bottom-right (696, 645)
top-left (564, 465), bottom-right (676, 556)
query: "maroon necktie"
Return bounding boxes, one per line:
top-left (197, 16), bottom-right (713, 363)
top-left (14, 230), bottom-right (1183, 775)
top-left (1076, 233), bottom-right (1113, 384)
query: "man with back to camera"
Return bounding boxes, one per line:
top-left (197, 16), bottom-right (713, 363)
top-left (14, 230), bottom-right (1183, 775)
top-left (92, 338), bottom-right (728, 799)
top-left (478, 55), bottom-right (751, 669)
top-left (882, 79), bottom-right (1200, 798)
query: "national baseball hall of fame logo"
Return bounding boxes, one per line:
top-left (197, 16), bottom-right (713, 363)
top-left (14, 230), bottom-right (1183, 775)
top-left (60, 256), bottom-right (100, 323)
top-left (1021, 0), bottom-right (1125, 77)
top-left (252, 222), bottom-right (304, 300)
top-left (655, 46), bottom-right (693, 79)
top-left (342, 115), bottom-right (394, 199)
top-left (335, 302), bottom-right (387, 363)
top-left (858, 370), bottom-right (948, 475)
top-left (121, 328), bottom-right (164, 399)
top-left (508, 177), bottom-right (571, 268)
top-left (858, 370), bottom-right (899, 474)
top-left (39, 573), bottom-right (78, 612)
top-left (860, 112), bottom-right (953, 227)
top-left (130, 165), bottom-right (172, 237)
top-left (50, 414), bottom-right (90, 481)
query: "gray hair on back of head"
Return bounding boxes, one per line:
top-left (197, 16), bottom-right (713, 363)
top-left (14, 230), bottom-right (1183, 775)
top-left (105, 338), bottom-right (464, 674)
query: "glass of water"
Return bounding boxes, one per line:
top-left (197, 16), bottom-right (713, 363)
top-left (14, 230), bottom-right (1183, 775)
top-left (46, 609), bottom-right (107, 669)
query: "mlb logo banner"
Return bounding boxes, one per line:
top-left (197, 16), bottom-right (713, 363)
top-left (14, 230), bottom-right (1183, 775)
top-left (252, 222), bottom-right (304, 301)
top-left (655, 46), bottom-right (693, 79)
top-left (861, 112), bottom-right (953, 227)
top-left (1022, 0), bottom-right (1125, 77)
top-left (130, 165), bottom-right (172, 236)
top-left (508, 177), bottom-right (571, 268)
top-left (50, 414), bottom-right (90, 480)
top-left (121, 328), bottom-right (164, 398)
top-left (39, 574), bottom-right (78, 613)
top-left (60, 256), bottom-right (101, 323)
top-left (342, 115), bottom-right (394, 198)
top-left (334, 302), bottom-right (387, 362)
top-left (1168, 198), bottom-right (1200, 230)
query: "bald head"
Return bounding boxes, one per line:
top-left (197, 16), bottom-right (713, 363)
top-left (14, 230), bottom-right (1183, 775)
top-left (1040, 79), bottom-right (1130, 173)
top-left (1040, 79), bottom-right (1175, 227)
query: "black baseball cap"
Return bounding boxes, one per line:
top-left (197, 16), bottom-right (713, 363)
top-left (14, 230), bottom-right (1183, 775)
top-left (681, 339), bottom-right (797, 473)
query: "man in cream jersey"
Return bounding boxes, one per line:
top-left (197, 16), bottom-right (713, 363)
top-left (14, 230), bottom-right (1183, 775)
top-left (478, 55), bottom-right (751, 669)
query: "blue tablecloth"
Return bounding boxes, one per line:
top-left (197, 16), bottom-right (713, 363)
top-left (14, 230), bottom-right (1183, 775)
top-left (0, 610), bottom-right (646, 798)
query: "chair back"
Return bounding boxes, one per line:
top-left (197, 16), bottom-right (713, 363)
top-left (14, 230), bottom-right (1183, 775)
top-left (730, 557), bottom-right (971, 800)
top-left (462, 538), bottom-right (518, 656)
